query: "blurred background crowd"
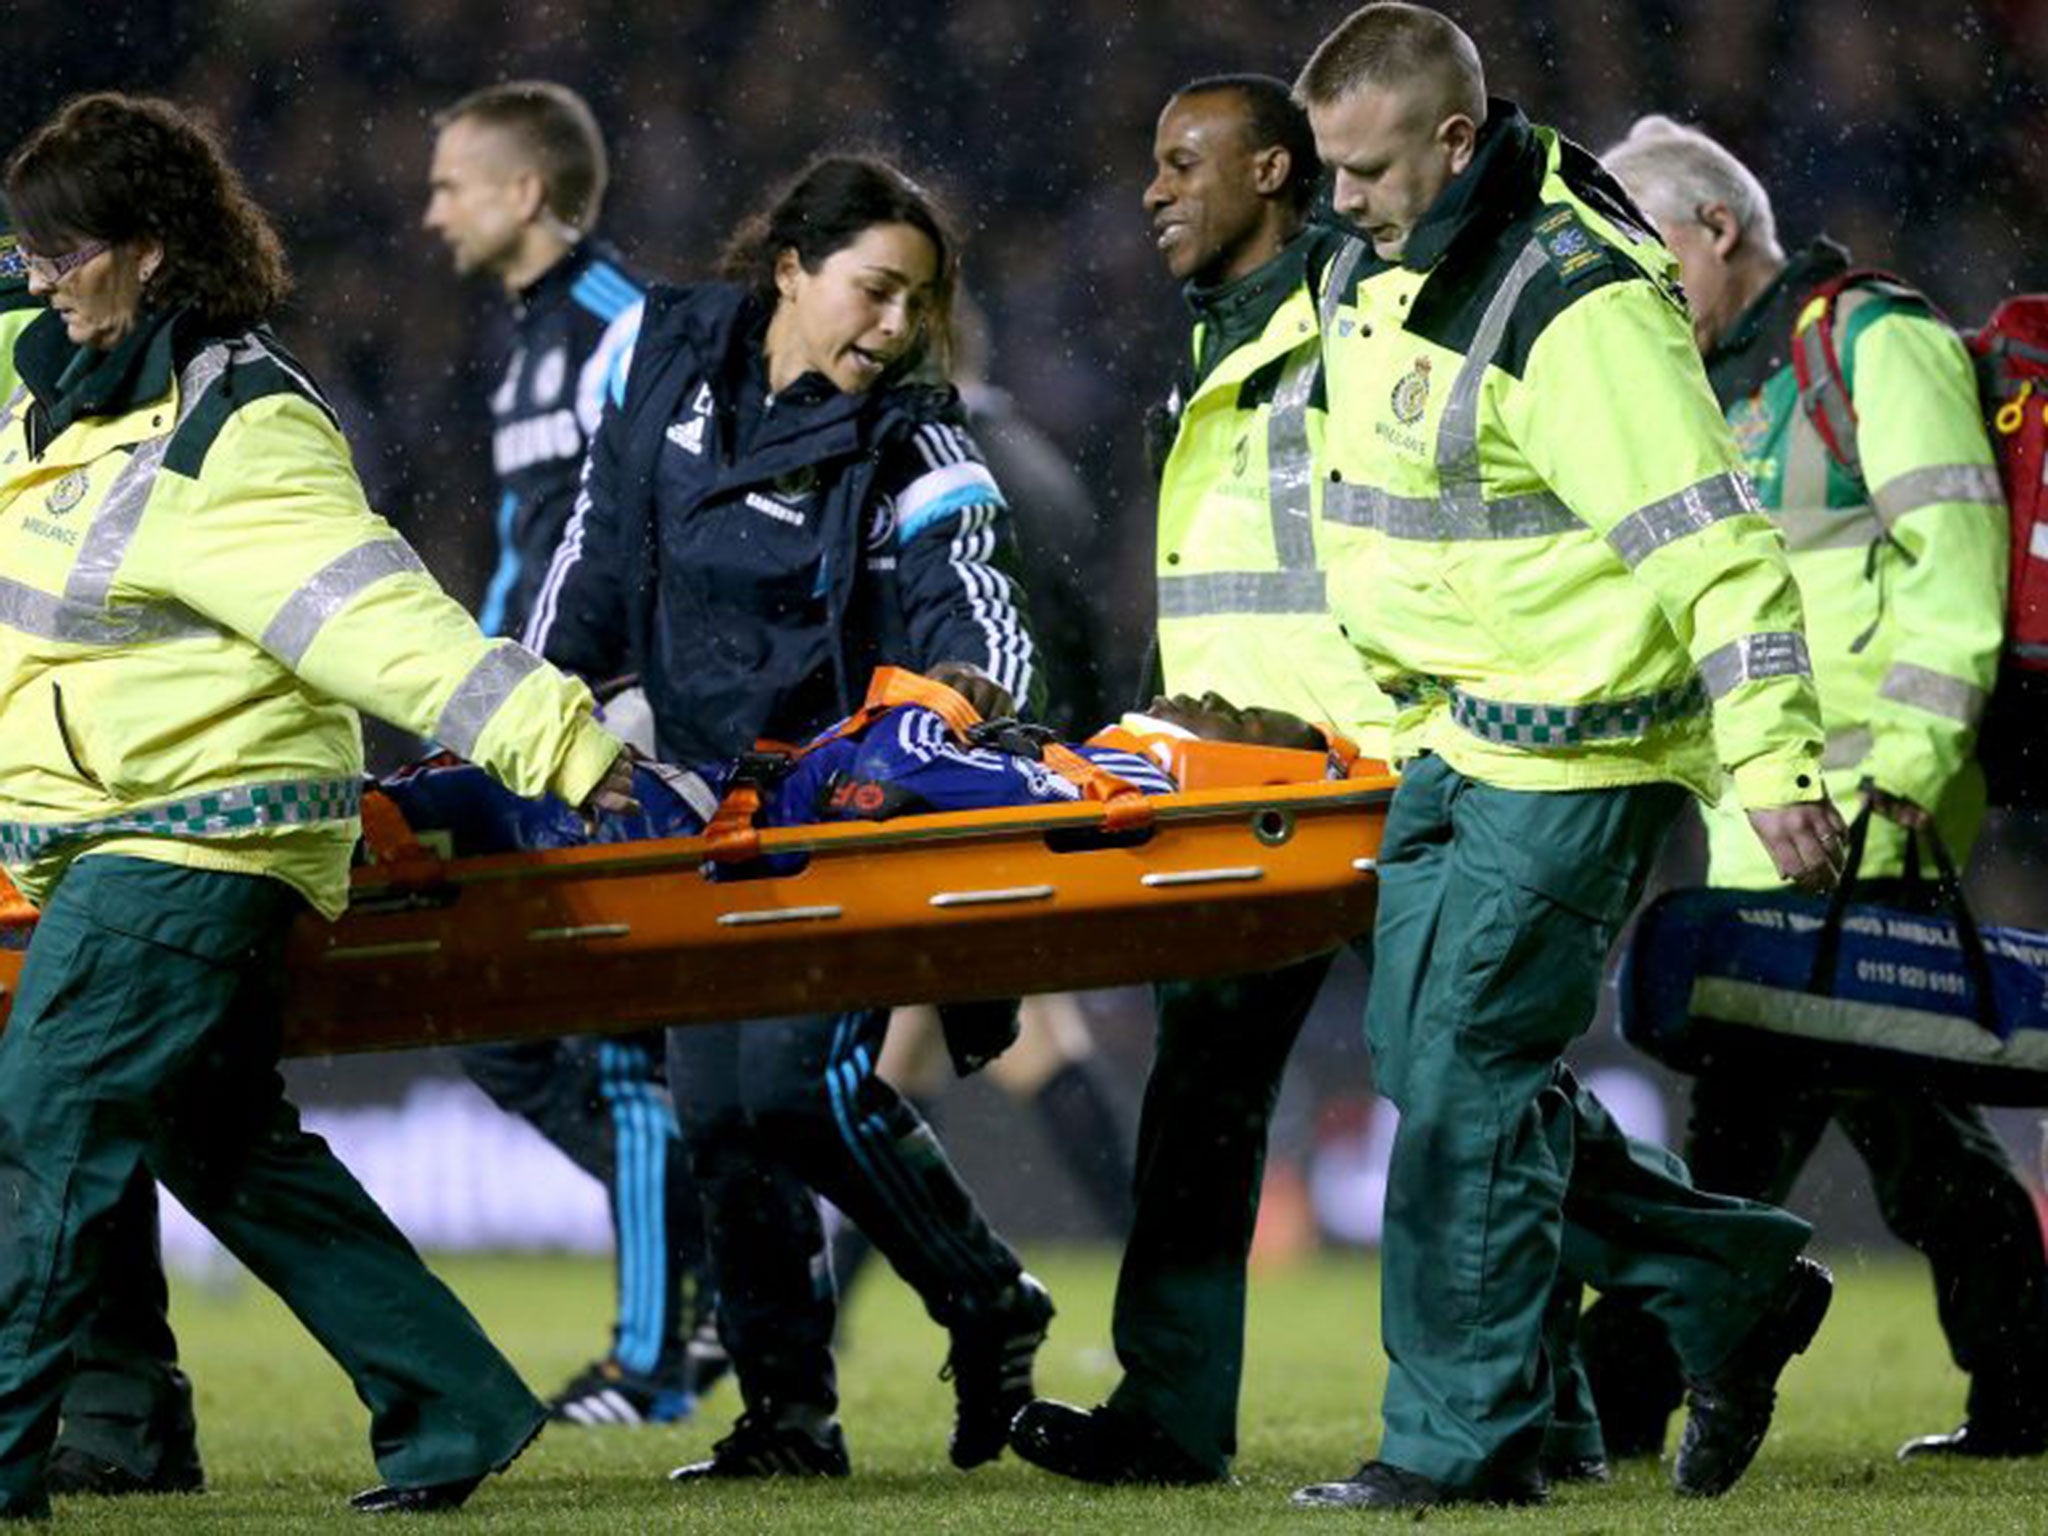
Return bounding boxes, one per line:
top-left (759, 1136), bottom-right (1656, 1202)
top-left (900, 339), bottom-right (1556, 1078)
top-left (8, 0), bottom-right (2048, 1258)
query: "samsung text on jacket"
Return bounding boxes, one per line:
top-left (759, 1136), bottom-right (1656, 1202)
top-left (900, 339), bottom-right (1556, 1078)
top-left (492, 408), bottom-right (580, 475)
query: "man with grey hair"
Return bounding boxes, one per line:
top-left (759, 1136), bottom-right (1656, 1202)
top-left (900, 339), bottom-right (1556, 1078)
top-left (1291, 3), bottom-right (1843, 1510)
top-left (1595, 113), bottom-right (2045, 1467)
top-left (424, 80), bottom-right (722, 1429)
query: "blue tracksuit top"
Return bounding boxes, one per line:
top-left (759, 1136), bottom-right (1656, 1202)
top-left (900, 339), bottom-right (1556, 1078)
top-left (523, 280), bottom-right (1040, 763)
top-left (478, 236), bottom-right (646, 639)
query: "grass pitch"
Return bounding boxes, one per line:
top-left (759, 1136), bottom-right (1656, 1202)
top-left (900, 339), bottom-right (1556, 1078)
top-left (49, 1247), bottom-right (2048, 1532)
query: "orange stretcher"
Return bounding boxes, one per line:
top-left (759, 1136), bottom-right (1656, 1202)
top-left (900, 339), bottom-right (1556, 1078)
top-left (0, 741), bottom-right (1392, 1058)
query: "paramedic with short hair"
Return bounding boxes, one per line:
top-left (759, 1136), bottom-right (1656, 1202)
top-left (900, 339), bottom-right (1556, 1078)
top-left (1591, 112), bottom-right (2044, 1467)
top-left (425, 77), bottom-right (719, 1429)
top-left (1288, 4), bottom-right (1842, 1510)
top-left (1010, 72), bottom-right (1391, 1490)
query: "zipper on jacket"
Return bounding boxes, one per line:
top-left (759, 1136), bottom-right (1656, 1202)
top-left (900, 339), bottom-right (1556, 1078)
top-left (50, 682), bottom-right (110, 793)
top-left (1849, 531), bottom-right (1914, 655)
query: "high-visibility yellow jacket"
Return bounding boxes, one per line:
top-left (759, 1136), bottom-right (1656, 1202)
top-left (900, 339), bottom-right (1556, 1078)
top-left (1700, 243), bottom-right (2006, 886)
top-left (0, 308), bottom-right (620, 918)
top-left (0, 289), bottom-right (35, 402)
top-left (1317, 103), bottom-right (1824, 808)
top-left (1156, 231), bottom-right (1392, 754)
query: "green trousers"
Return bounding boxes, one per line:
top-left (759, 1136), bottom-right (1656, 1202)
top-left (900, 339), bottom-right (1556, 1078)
top-left (1367, 756), bottom-right (1810, 1487)
top-left (0, 857), bottom-right (544, 1519)
top-left (49, 1167), bottom-right (201, 1483)
top-left (1107, 945), bottom-right (1356, 1475)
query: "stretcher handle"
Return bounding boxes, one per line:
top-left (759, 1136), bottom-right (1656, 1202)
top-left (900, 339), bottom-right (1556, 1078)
top-left (358, 787), bottom-right (449, 891)
top-left (1807, 802), bottom-right (2001, 1037)
top-left (0, 868), bottom-right (36, 931)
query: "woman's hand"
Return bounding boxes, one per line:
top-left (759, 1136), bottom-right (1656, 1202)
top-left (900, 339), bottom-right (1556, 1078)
top-left (927, 661), bottom-right (1015, 721)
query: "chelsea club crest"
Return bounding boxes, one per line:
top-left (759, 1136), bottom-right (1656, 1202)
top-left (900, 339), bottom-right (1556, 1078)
top-left (1390, 357), bottom-right (1433, 426)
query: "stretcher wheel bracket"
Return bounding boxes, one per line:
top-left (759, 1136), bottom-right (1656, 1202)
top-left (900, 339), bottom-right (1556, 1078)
top-left (321, 940), bottom-right (446, 962)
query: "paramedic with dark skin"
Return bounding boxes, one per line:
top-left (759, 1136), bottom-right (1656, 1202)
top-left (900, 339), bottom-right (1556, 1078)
top-left (526, 154), bottom-right (1049, 1483)
top-left (0, 92), bottom-right (634, 1523)
top-left (1292, 3), bottom-right (1843, 1511)
top-left (1009, 75), bottom-right (1392, 1489)
top-left (1587, 114), bottom-right (2044, 1467)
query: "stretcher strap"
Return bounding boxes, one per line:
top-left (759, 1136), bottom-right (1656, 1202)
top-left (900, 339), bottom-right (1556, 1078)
top-left (1040, 742), bottom-right (1155, 832)
top-left (703, 669), bottom-right (986, 865)
top-left (702, 776), bottom-right (769, 863)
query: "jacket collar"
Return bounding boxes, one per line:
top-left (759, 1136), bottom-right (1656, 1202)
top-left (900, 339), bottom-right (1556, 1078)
top-left (1185, 227), bottom-right (1311, 330)
top-left (1710, 237), bottom-right (1850, 366)
top-left (1705, 238), bottom-right (1849, 400)
top-left (1182, 227), bottom-right (1314, 388)
top-left (513, 234), bottom-right (621, 315)
top-left (1395, 97), bottom-right (1546, 274)
top-left (16, 304), bottom-right (187, 448)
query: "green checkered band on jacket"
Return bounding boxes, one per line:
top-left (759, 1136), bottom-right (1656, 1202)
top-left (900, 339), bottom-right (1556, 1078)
top-left (0, 777), bottom-right (362, 861)
top-left (1447, 677), bottom-right (1709, 748)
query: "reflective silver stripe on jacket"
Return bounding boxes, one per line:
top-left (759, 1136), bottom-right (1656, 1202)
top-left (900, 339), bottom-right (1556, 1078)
top-left (434, 643), bottom-right (543, 758)
top-left (1871, 463), bottom-right (2006, 525)
top-left (1607, 473), bottom-right (1760, 567)
top-left (0, 344), bottom-right (235, 648)
top-left (1322, 479), bottom-right (1580, 540)
top-left (1879, 661), bottom-right (1988, 726)
top-left (1157, 569), bottom-right (1328, 618)
top-left (1265, 336), bottom-right (1321, 572)
top-left (1437, 238), bottom-right (1552, 538)
top-left (0, 776), bottom-right (361, 861)
top-left (67, 342), bottom-right (233, 611)
top-left (0, 384), bottom-right (25, 438)
top-left (0, 575), bottom-right (213, 646)
top-left (1821, 726), bottom-right (1872, 771)
top-left (1317, 237), bottom-right (1369, 333)
top-left (1446, 675), bottom-right (1707, 748)
top-left (260, 538), bottom-right (428, 666)
top-left (1698, 631), bottom-right (1813, 698)
top-left (1772, 500), bottom-right (1880, 554)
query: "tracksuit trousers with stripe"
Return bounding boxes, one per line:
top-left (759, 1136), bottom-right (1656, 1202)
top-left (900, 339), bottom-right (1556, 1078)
top-left (668, 1009), bottom-right (1026, 1416)
top-left (459, 1034), bottom-right (713, 1379)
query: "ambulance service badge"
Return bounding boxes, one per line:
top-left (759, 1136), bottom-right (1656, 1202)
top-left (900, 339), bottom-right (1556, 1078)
top-left (1390, 357), bottom-right (1432, 425)
top-left (45, 469), bottom-right (88, 516)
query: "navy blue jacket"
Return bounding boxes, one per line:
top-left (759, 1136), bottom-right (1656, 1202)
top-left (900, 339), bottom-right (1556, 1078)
top-left (524, 281), bottom-right (1038, 763)
top-left (478, 237), bottom-right (645, 638)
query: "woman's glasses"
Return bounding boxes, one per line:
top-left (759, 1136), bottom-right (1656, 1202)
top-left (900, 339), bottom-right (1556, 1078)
top-left (19, 240), bottom-right (110, 284)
